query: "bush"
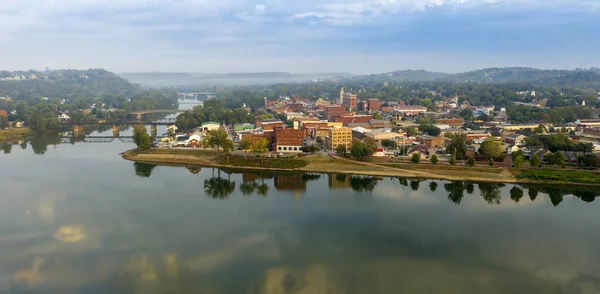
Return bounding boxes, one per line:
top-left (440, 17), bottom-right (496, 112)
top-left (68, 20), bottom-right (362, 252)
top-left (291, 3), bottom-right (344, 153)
top-left (411, 153), bottom-right (421, 164)
top-left (467, 156), bottom-right (475, 167)
top-left (430, 154), bottom-right (438, 164)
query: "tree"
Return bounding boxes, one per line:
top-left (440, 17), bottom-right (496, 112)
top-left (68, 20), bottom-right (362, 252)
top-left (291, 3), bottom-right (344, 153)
top-left (449, 153), bottom-right (456, 165)
top-left (530, 154), bottom-right (540, 167)
top-left (335, 144), bottom-right (347, 155)
top-left (351, 138), bottom-right (377, 159)
top-left (239, 138), bottom-right (252, 151)
top-left (467, 156), bottom-right (475, 167)
top-left (406, 127), bottom-right (418, 137)
top-left (207, 128), bottom-right (230, 153)
top-left (418, 124), bottom-right (441, 136)
top-left (251, 138), bottom-right (269, 160)
top-left (133, 124), bottom-right (147, 147)
top-left (138, 132), bottom-right (152, 151)
top-left (479, 138), bottom-right (503, 160)
top-left (430, 154), bottom-right (438, 164)
top-left (0, 115), bottom-right (8, 130)
top-left (381, 139), bottom-right (397, 149)
top-left (315, 136), bottom-right (324, 145)
top-left (551, 150), bottom-right (566, 166)
top-left (446, 134), bottom-right (467, 159)
top-left (488, 157), bottom-right (494, 166)
top-left (411, 152), bottom-right (421, 163)
top-left (373, 112), bottom-right (384, 120)
top-left (513, 154), bottom-right (524, 168)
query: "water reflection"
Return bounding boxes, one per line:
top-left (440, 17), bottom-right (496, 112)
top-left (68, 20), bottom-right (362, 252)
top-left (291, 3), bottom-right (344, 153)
top-left (510, 186), bottom-right (524, 203)
top-left (349, 176), bottom-right (378, 193)
top-left (479, 183), bottom-right (505, 205)
top-left (429, 181), bottom-right (438, 192)
top-left (134, 162), bottom-right (157, 178)
top-left (204, 170), bottom-right (237, 199)
top-left (444, 181), bottom-right (465, 205)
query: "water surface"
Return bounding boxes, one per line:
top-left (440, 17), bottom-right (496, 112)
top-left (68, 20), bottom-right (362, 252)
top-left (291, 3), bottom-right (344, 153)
top-left (1, 135), bottom-right (600, 294)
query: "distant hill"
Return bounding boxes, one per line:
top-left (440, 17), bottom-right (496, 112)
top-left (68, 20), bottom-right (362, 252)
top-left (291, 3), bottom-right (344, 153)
top-left (119, 72), bottom-right (354, 86)
top-left (0, 69), bottom-right (140, 100)
top-left (355, 67), bottom-right (600, 89)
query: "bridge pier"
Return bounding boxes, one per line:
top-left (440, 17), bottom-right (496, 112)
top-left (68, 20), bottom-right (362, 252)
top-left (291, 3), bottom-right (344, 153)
top-left (151, 124), bottom-right (157, 138)
top-left (112, 125), bottom-right (120, 138)
top-left (73, 125), bottom-right (84, 136)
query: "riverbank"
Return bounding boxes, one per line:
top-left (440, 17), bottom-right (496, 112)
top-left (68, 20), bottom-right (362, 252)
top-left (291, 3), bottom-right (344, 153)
top-left (121, 149), bottom-right (600, 186)
top-left (0, 128), bottom-right (36, 143)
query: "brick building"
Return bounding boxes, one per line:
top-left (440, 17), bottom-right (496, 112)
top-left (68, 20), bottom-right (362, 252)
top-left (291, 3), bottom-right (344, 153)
top-left (335, 115), bottom-right (373, 125)
top-left (342, 93), bottom-right (357, 109)
top-left (274, 128), bottom-right (305, 153)
top-left (289, 103), bottom-right (304, 112)
top-left (368, 99), bottom-right (381, 112)
top-left (324, 105), bottom-right (347, 118)
top-left (417, 135), bottom-right (446, 148)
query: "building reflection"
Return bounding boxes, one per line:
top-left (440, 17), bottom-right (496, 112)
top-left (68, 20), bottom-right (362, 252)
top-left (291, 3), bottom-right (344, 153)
top-left (328, 174), bottom-right (351, 189)
top-left (274, 175), bottom-right (306, 200)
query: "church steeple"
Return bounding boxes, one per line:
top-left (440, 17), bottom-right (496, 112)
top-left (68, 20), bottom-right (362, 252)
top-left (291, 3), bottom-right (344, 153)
top-left (339, 87), bottom-right (344, 105)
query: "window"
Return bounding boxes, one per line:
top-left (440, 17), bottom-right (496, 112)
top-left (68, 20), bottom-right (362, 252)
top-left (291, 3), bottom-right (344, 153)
top-left (284, 147), bottom-right (287, 150)
top-left (278, 146), bottom-right (282, 150)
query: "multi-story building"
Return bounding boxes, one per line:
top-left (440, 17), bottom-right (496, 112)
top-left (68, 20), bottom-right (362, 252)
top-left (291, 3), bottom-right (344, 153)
top-left (324, 105), bottom-right (347, 118)
top-left (274, 127), bottom-right (305, 153)
top-left (342, 93), bottom-right (357, 109)
top-left (368, 99), bottom-right (381, 112)
top-left (328, 128), bottom-right (353, 150)
top-left (395, 105), bottom-right (427, 115)
top-left (335, 115), bottom-right (373, 125)
top-left (417, 135), bottom-right (446, 148)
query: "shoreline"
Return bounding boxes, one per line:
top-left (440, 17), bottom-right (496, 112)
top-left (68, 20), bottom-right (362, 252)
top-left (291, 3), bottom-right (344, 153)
top-left (121, 149), bottom-right (600, 187)
top-left (0, 128), bottom-right (36, 144)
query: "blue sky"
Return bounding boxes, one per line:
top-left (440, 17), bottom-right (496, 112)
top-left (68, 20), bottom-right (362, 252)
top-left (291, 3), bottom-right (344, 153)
top-left (0, 0), bottom-right (599, 73)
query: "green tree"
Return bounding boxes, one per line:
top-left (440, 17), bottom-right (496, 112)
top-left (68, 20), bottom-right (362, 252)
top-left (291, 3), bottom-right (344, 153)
top-left (373, 112), bottom-right (384, 120)
top-left (207, 128), bottom-right (230, 152)
top-left (138, 132), bottom-right (152, 151)
top-left (467, 156), bottom-right (475, 167)
top-left (0, 114), bottom-right (8, 129)
top-left (530, 154), bottom-right (540, 167)
top-left (446, 134), bottom-right (467, 159)
top-left (488, 157), bottom-right (494, 166)
top-left (335, 144), bottom-right (347, 155)
top-left (449, 153), bottom-right (456, 165)
top-left (480, 138), bottom-right (503, 160)
top-left (316, 136), bottom-right (324, 145)
top-left (411, 152), bottom-right (421, 163)
top-left (381, 139), bottom-right (397, 149)
top-left (430, 154), bottom-right (438, 164)
top-left (132, 124), bottom-right (147, 147)
top-left (418, 124), bottom-right (441, 136)
top-left (406, 127), bottom-right (418, 137)
top-left (513, 154), bottom-right (524, 168)
top-left (239, 138), bottom-right (252, 151)
top-left (251, 138), bottom-right (269, 161)
top-left (552, 151), bottom-right (566, 166)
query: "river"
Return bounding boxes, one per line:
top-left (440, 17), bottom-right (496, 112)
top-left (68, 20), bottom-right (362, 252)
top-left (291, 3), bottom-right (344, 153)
top-left (1, 129), bottom-right (600, 294)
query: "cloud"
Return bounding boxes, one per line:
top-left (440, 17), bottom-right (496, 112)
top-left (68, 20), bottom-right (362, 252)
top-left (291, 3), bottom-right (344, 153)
top-left (0, 0), bottom-right (598, 72)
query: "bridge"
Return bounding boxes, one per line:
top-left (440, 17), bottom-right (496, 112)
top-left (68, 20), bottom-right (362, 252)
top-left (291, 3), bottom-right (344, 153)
top-left (60, 136), bottom-right (135, 144)
top-left (178, 92), bottom-right (216, 100)
top-left (129, 109), bottom-right (187, 115)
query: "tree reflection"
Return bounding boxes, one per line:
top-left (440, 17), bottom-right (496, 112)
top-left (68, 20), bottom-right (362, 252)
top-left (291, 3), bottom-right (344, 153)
top-left (301, 174), bottom-right (321, 182)
top-left (30, 134), bottom-right (61, 155)
top-left (204, 177), bottom-right (236, 199)
top-left (528, 188), bottom-right (538, 201)
top-left (479, 183), bottom-right (504, 205)
top-left (548, 190), bottom-right (564, 206)
top-left (20, 140), bottom-right (27, 150)
top-left (465, 183), bottom-right (474, 194)
top-left (257, 183), bottom-right (269, 197)
top-left (409, 181), bottom-right (420, 191)
top-left (574, 191), bottom-right (596, 203)
top-left (2, 143), bottom-right (11, 154)
top-left (429, 182), bottom-right (438, 192)
top-left (510, 186), bottom-right (524, 203)
top-left (444, 181), bottom-right (465, 205)
top-left (239, 182), bottom-right (258, 196)
top-left (350, 176), bottom-right (377, 192)
top-left (397, 177), bottom-right (408, 187)
top-left (134, 162), bottom-right (157, 178)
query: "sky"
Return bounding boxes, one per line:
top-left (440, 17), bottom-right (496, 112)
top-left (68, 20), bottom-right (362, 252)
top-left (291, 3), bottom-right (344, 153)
top-left (0, 0), bottom-right (599, 74)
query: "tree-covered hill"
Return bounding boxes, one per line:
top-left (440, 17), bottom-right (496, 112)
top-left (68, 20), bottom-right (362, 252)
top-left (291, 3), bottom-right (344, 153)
top-left (0, 69), bottom-right (140, 100)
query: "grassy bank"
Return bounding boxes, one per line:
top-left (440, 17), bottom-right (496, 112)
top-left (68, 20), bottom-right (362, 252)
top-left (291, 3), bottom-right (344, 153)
top-left (517, 169), bottom-right (600, 185)
top-left (121, 149), bottom-right (600, 186)
top-left (0, 128), bottom-right (36, 143)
